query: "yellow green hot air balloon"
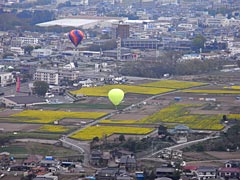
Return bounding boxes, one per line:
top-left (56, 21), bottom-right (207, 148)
top-left (108, 88), bottom-right (124, 107)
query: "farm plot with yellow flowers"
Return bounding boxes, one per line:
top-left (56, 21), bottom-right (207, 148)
top-left (11, 110), bottom-right (107, 124)
top-left (139, 104), bottom-right (224, 130)
top-left (36, 125), bottom-right (73, 133)
top-left (182, 89), bottom-right (240, 94)
top-left (70, 84), bottom-right (174, 97)
top-left (70, 125), bottom-right (154, 140)
top-left (140, 80), bottom-right (207, 89)
top-left (99, 104), bottom-right (225, 130)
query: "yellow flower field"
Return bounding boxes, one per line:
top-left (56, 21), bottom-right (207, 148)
top-left (100, 119), bottom-right (139, 124)
top-left (99, 104), bottom-right (224, 130)
top-left (227, 114), bottom-right (240, 120)
top-left (11, 110), bottom-right (107, 123)
top-left (70, 84), bottom-right (174, 96)
top-left (139, 104), bottom-right (224, 130)
top-left (182, 89), bottom-right (240, 94)
top-left (37, 125), bottom-right (71, 133)
top-left (70, 126), bottom-right (154, 140)
top-left (140, 80), bottom-right (207, 89)
top-left (231, 86), bottom-right (240, 90)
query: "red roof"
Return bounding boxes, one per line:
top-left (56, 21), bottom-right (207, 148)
top-left (219, 167), bottom-right (240, 173)
top-left (183, 165), bottom-right (198, 171)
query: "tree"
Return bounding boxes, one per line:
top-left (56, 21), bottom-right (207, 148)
top-left (119, 134), bottom-right (125, 142)
top-left (23, 45), bottom-right (34, 55)
top-left (222, 115), bottom-right (227, 121)
top-left (33, 81), bottom-right (49, 96)
top-left (192, 34), bottom-right (206, 52)
top-left (92, 136), bottom-right (99, 143)
top-left (237, 60), bottom-right (240, 68)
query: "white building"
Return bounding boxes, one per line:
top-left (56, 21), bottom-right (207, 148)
top-left (157, 0), bottom-right (178, 5)
top-left (18, 37), bottom-right (39, 45)
top-left (58, 69), bottom-right (80, 81)
top-left (195, 167), bottom-right (217, 180)
top-left (10, 47), bottom-right (24, 55)
top-left (0, 72), bottom-right (15, 87)
top-left (205, 16), bottom-right (227, 27)
top-left (31, 49), bottom-right (52, 57)
top-left (34, 69), bottom-right (59, 85)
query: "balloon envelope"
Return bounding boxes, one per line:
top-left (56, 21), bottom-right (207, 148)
top-left (108, 88), bottom-right (124, 106)
top-left (69, 29), bottom-right (84, 47)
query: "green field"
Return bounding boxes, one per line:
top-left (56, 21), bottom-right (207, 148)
top-left (0, 142), bottom-right (80, 157)
top-left (140, 80), bottom-right (207, 89)
top-left (0, 132), bottom-right (62, 141)
top-left (70, 84), bottom-right (174, 96)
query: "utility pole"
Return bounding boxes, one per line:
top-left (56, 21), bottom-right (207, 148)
top-left (117, 37), bottom-right (121, 61)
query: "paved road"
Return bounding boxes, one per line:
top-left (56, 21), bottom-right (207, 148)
top-left (59, 137), bottom-right (90, 167)
top-left (149, 135), bottom-right (220, 158)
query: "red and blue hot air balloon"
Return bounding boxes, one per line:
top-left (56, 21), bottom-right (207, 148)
top-left (68, 29), bottom-right (84, 47)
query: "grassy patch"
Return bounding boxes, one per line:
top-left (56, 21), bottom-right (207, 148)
top-left (0, 132), bottom-right (62, 140)
top-left (0, 146), bottom-right (27, 154)
top-left (0, 142), bottom-right (80, 157)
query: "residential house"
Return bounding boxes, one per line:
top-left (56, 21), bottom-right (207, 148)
top-left (39, 159), bottom-right (59, 168)
top-left (96, 167), bottom-right (119, 180)
top-left (119, 155), bottom-right (136, 172)
top-left (155, 167), bottom-right (175, 179)
top-left (116, 175), bottom-right (133, 180)
top-left (0, 152), bottom-right (10, 168)
top-left (111, 149), bottom-right (133, 161)
top-left (182, 165), bottom-right (198, 177)
top-left (195, 166), bottom-right (217, 180)
top-left (90, 150), bottom-right (103, 167)
top-left (169, 125), bottom-right (192, 144)
top-left (23, 155), bottom-right (43, 168)
top-left (218, 167), bottom-right (240, 179)
top-left (225, 161), bottom-right (240, 168)
top-left (218, 161), bottom-right (240, 179)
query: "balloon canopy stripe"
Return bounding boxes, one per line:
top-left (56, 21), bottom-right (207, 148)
top-left (69, 29), bottom-right (84, 47)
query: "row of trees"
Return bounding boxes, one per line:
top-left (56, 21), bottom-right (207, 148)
top-left (119, 57), bottom-right (226, 77)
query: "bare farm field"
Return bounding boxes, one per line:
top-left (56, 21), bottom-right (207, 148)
top-left (0, 123), bottom-right (41, 132)
top-left (184, 151), bottom-right (240, 167)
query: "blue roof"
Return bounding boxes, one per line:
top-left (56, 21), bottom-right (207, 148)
top-left (174, 125), bottom-right (190, 130)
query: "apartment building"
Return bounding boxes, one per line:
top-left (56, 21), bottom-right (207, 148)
top-left (0, 72), bottom-right (15, 87)
top-left (34, 69), bottom-right (59, 85)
